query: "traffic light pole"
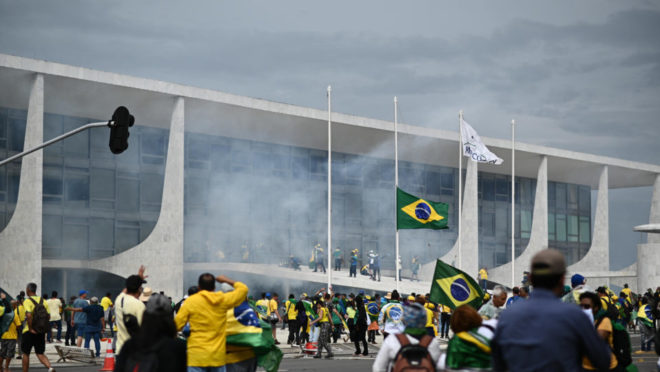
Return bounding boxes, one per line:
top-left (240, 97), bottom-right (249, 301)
top-left (0, 121), bottom-right (112, 167)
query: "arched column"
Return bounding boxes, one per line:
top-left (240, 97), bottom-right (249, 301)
top-left (0, 74), bottom-right (43, 295)
top-left (88, 97), bottom-right (185, 299)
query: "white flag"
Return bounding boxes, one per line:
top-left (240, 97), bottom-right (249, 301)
top-left (460, 118), bottom-right (503, 165)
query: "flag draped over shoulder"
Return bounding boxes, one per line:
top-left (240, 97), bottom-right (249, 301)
top-left (637, 304), bottom-right (654, 328)
top-left (429, 260), bottom-right (484, 310)
top-left (226, 301), bottom-right (282, 372)
top-left (397, 188), bottom-right (448, 230)
top-left (460, 118), bottom-right (503, 165)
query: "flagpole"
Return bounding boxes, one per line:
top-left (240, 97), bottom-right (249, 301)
top-left (327, 85), bottom-right (332, 292)
top-left (394, 96), bottom-right (400, 293)
top-left (458, 110), bottom-right (463, 271)
top-left (511, 119), bottom-right (515, 289)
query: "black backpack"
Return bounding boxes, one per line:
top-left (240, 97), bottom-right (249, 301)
top-left (596, 317), bottom-right (632, 368)
top-left (28, 298), bottom-right (51, 334)
top-left (392, 334), bottom-right (436, 372)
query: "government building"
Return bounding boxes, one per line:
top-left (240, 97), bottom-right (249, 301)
top-left (1, 54), bottom-right (658, 299)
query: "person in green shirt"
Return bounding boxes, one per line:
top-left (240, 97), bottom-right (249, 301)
top-left (333, 248), bottom-right (342, 271)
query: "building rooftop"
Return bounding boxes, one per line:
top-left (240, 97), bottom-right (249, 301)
top-left (1, 53), bottom-right (658, 189)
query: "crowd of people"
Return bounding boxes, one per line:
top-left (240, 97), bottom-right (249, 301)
top-left (2, 249), bottom-right (660, 371)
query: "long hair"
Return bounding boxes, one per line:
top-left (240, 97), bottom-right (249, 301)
top-left (130, 311), bottom-right (176, 352)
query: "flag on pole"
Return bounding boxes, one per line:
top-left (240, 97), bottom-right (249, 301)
top-left (429, 259), bottom-right (484, 310)
top-left (460, 118), bottom-right (503, 165)
top-left (397, 188), bottom-right (448, 230)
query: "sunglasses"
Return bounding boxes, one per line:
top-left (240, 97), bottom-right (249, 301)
top-left (580, 304), bottom-right (591, 309)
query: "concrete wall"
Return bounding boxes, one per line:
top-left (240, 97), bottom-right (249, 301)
top-left (490, 156), bottom-right (548, 287)
top-left (0, 74), bottom-right (43, 296)
top-left (86, 97), bottom-right (185, 299)
top-left (568, 166), bottom-right (609, 276)
top-left (637, 174), bottom-right (660, 292)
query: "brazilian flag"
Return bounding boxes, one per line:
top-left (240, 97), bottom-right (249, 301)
top-left (637, 304), bottom-right (654, 328)
top-left (429, 259), bottom-right (484, 310)
top-left (397, 188), bottom-right (448, 230)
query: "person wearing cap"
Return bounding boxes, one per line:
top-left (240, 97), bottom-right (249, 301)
top-left (139, 287), bottom-right (153, 305)
top-left (70, 297), bottom-right (105, 357)
top-left (72, 289), bottom-right (90, 347)
top-left (372, 303), bottom-right (443, 372)
top-left (115, 294), bottom-right (186, 372)
top-left (561, 273), bottom-right (591, 305)
top-left (492, 249), bottom-right (611, 371)
top-left (174, 273), bottom-right (248, 370)
top-left (114, 266), bottom-right (148, 355)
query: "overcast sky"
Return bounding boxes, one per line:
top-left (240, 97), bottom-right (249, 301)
top-left (1, 0), bottom-right (658, 269)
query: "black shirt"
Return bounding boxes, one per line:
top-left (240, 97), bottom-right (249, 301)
top-left (115, 337), bottom-right (186, 372)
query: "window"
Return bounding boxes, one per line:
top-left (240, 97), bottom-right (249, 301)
top-left (555, 184), bottom-right (566, 210)
top-left (116, 178), bottom-right (139, 212)
top-left (579, 216), bottom-right (591, 243)
top-left (90, 218), bottom-right (114, 251)
top-left (63, 222), bottom-right (89, 259)
top-left (65, 174), bottom-right (89, 202)
top-left (578, 186), bottom-right (590, 212)
top-left (548, 212), bottom-right (556, 241)
top-left (521, 210), bottom-right (532, 239)
top-left (567, 215), bottom-right (578, 242)
top-left (556, 214), bottom-right (567, 242)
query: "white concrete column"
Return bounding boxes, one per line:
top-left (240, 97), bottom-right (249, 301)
top-left (0, 74), bottom-right (44, 296)
top-left (89, 97), bottom-right (185, 299)
top-left (568, 165), bottom-right (609, 274)
top-left (421, 158), bottom-right (479, 279)
top-left (490, 156), bottom-right (547, 286)
top-left (637, 174), bottom-right (660, 291)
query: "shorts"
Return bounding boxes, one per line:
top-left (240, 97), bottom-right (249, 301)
top-left (0, 339), bottom-right (17, 359)
top-left (21, 332), bottom-right (46, 355)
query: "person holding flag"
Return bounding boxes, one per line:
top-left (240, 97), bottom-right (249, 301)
top-left (637, 297), bottom-right (656, 352)
top-left (284, 294), bottom-right (298, 346)
top-left (429, 260), bottom-right (484, 311)
top-left (378, 291), bottom-right (404, 339)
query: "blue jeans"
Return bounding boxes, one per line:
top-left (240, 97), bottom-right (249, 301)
top-left (84, 328), bottom-right (101, 357)
top-left (188, 367), bottom-right (226, 372)
top-left (47, 320), bottom-right (62, 341)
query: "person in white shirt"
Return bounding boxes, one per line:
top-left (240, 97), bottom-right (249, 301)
top-left (378, 290), bottom-right (405, 339)
top-left (373, 303), bottom-right (443, 372)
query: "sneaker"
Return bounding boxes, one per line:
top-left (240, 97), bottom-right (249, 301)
top-left (313, 354), bottom-right (322, 359)
top-left (325, 354), bottom-right (334, 359)
top-left (353, 352), bottom-right (361, 356)
top-left (362, 353), bottom-right (369, 357)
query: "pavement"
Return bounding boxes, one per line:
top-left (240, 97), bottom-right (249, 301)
top-left (5, 326), bottom-right (658, 371)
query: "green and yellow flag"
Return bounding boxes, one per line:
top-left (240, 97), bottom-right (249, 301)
top-left (397, 188), bottom-right (448, 230)
top-left (429, 259), bottom-right (484, 310)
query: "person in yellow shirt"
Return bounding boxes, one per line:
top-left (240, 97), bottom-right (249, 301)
top-left (268, 293), bottom-right (282, 345)
top-left (255, 293), bottom-right (270, 321)
top-left (415, 296), bottom-right (437, 337)
top-left (478, 267), bottom-right (488, 291)
top-left (579, 292), bottom-right (617, 371)
top-left (439, 304), bottom-right (452, 339)
top-left (285, 294), bottom-right (299, 345)
top-left (310, 300), bottom-right (333, 359)
top-left (0, 299), bottom-right (22, 372)
top-left (100, 292), bottom-right (114, 337)
top-left (175, 273), bottom-right (248, 370)
top-left (20, 283), bottom-right (55, 372)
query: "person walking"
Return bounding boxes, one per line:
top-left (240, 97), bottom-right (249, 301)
top-left (175, 273), bottom-right (248, 372)
top-left (0, 296), bottom-right (21, 372)
top-left (63, 296), bottom-right (76, 346)
top-left (100, 292), bottom-right (114, 337)
top-left (310, 300), bottom-right (333, 359)
top-left (491, 249), bottom-right (611, 371)
top-left (372, 253), bottom-right (381, 282)
top-left (353, 296), bottom-right (369, 356)
top-left (20, 283), bottom-right (56, 372)
top-left (333, 248), bottom-right (342, 271)
top-left (72, 290), bottom-right (89, 347)
top-left (268, 293), bottom-right (282, 344)
top-left (45, 291), bottom-right (62, 343)
top-left (439, 304), bottom-right (451, 339)
top-left (578, 292), bottom-right (619, 371)
top-left (295, 295), bottom-right (309, 346)
top-left (349, 250), bottom-right (358, 278)
top-left (285, 294), bottom-right (298, 345)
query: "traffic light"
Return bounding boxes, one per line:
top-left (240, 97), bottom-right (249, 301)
top-left (108, 106), bottom-right (134, 154)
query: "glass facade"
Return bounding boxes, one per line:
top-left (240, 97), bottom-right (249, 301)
top-left (0, 106), bottom-right (591, 271)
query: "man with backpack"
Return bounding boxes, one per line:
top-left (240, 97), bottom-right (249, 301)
top-left (579, 291), bottom-right (632, 371)
top-left (372, 303), bottom-right (443, 372)
top-left (20, 282), bottom-right (56, 372)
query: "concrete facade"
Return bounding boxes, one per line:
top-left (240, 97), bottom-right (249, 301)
top-left (567, 166), bottom-right (610, 278)
top-left (1, 55), bottom-right (659, 296)
top-left (489, 156), bottom-right (548, 287)
top-left (86, 97), bottom-right (186, 299)
top-left (0, 74), bottom-right (43, 296)
top-left (637, 174), bottom-right (660, 292)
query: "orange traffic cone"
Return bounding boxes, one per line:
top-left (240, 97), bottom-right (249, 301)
top-left (99, 339), bottom-right (115, 371)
